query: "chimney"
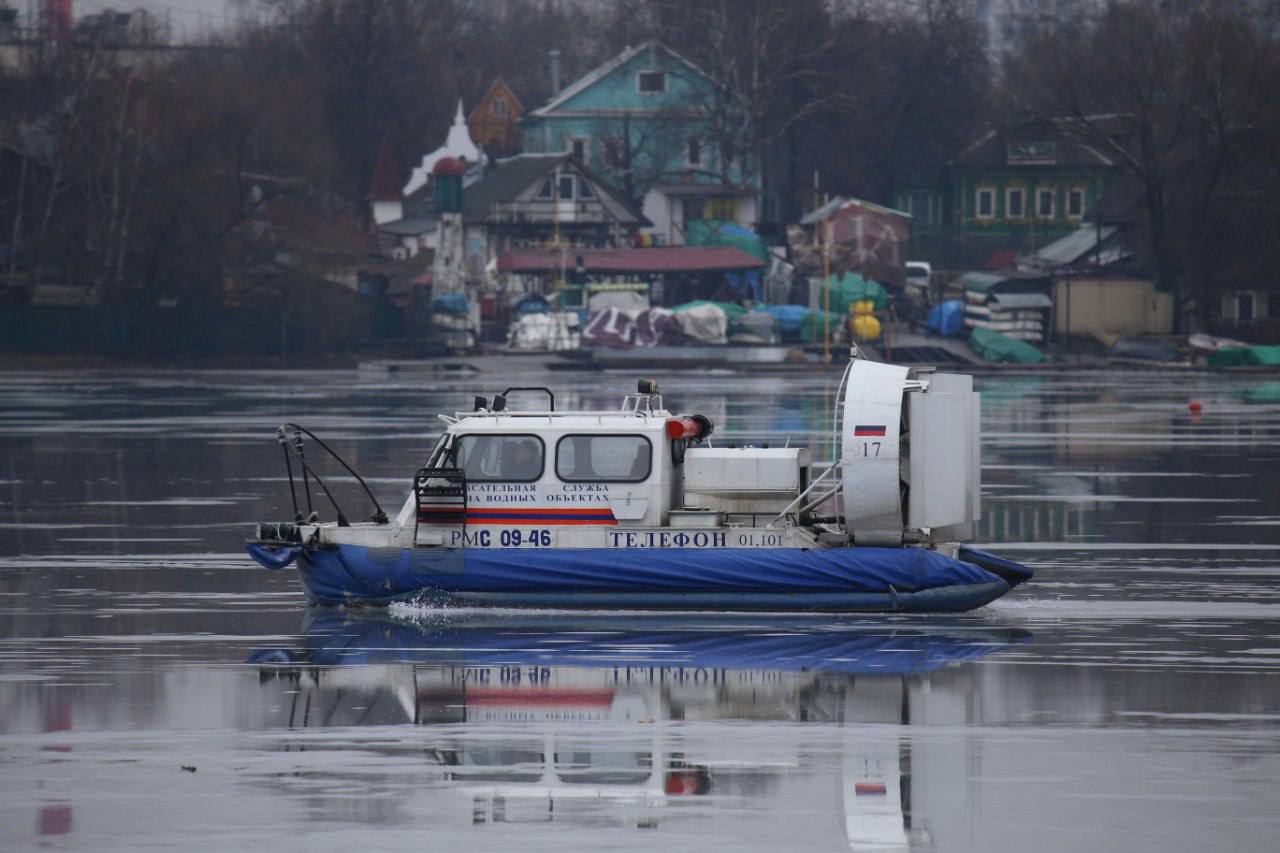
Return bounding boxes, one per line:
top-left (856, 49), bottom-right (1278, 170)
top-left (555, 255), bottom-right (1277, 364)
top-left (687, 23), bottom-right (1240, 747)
top-left (549, 49), bottom-right (561, 97)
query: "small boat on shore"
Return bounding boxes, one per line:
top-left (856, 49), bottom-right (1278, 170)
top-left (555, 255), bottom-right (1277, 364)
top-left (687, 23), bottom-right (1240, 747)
top-left (246, 357), bottom-right (1032, 611)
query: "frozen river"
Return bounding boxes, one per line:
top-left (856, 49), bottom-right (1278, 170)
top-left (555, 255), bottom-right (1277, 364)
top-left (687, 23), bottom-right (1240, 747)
top-left (2, 365), bottom-right (1279, 851)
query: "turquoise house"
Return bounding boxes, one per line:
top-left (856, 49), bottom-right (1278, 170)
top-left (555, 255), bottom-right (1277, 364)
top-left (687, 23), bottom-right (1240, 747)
top-left (522, 42), bottom-right (760, 247)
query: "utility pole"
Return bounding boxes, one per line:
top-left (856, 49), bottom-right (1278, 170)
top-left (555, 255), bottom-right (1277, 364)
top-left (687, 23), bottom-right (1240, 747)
top-left (823, 196), bottom-right (831, 366)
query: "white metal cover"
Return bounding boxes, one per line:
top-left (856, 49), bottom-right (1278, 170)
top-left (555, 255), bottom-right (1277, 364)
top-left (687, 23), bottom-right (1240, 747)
top-left (684, 447), bottom-right (810, 493)
top-left (840, 361), bottom-right (909, 546)
top-left (907, 372), bottom-right (979, 531)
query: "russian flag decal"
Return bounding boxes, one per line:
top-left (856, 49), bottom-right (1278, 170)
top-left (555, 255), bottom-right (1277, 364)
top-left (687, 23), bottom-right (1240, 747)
top-left (853, 425), bottom-right (887, 436)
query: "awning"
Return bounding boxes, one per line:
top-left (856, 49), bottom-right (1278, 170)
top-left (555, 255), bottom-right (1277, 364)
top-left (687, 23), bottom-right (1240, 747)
top-left (498, 246), bottom-right (766, 275)
top-left (1032, 225), bottom-right (1117, 266)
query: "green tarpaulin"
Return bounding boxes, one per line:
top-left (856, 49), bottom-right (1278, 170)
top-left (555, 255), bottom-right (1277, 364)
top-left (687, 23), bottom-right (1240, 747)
top-left (672, 300), bottom-right (749, 318)
top-left (685, 220), bottom-right (770, 263)
top-left (969, 327), bottom-right (1046, 364)
top-left (821, 272), bottom-right (888, 312)
top-left (1206, 346), bottom-right (1280, 367)
top-left (795, 310), bottom-right (844, 344)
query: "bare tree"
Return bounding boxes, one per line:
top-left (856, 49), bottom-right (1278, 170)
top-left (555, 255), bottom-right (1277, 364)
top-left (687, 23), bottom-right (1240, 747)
top-left (1006, 0), bottom-right (1279, 328)
top-left (604, 0), bottom-right (838, 218)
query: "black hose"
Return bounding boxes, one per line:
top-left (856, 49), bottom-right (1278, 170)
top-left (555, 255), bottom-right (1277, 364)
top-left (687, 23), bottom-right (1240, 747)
top-left (286, 422), bottom-right (389, 522)
top-left (277, 426), bottom-right (301, 521)
top-left (280, 434), bottom-right (350, 527)
top-left (281, 423), bottom-right (389, 525)
top-left (292, 432), bottom-right (315, 518)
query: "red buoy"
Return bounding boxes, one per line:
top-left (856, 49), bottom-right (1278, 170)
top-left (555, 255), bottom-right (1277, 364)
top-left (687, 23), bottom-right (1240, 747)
top-left (1188, 400), bottom-right (1203, 413)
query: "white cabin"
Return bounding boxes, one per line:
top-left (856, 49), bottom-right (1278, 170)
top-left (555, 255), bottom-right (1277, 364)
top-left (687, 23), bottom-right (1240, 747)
top-left (325, 362), bottom-right (980, 554)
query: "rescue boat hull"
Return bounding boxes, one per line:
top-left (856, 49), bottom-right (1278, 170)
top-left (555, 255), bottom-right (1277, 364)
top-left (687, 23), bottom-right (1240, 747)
top-left (248, 542), bottom-right (1025, 612)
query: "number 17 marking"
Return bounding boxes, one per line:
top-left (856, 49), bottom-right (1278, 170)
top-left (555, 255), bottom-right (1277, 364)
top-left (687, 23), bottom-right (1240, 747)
top-left (862, 441), bottom-right (881, 457)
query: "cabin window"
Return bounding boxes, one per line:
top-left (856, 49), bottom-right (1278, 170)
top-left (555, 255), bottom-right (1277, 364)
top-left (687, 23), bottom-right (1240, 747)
top-left (1067, 187), bottom-right (1085, 219)
top-left (637, 70), bottom-right (666, 94)
top-left (556, 434), bottom-right (652, 483)
top-left (570, 136), bottom-right (589, 164)
top-left (535, 177), bottom-right (555, 200)
top-left (1006, 187), bottom-right (1025, 219)
top-left (453, 434), bottom-right (544, 482)
top-left (492, 99), bottom-right (507, 117)
top-left (976, 187), bottom-right (995, 219)
top-left (1036, 187), bottom-right (1054, 219)
top-left (578, 178), bottom-right (596, 200)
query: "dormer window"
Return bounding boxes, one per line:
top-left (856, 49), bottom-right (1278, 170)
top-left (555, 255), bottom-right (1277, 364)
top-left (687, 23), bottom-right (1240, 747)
top-left (492, 99), bottom-right (507, 117)
top-left (637, 70), bottom-right (666, 94)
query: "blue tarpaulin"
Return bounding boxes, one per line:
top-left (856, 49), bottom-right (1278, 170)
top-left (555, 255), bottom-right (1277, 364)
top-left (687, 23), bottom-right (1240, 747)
top-left (431, 292), bottom-right (469, 315)
top-left (514, 294), bottom-right (550, 314)
top-left (277, 543), bottom-right (1012, 611)
top-left (761, 304), bottom-right (811, 334)
top-left (925, 299), bottom-right (965, 337)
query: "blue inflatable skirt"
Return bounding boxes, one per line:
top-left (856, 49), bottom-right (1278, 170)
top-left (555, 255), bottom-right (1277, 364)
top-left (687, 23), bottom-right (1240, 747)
top-left (248, 542), bottom-right (1031, 613)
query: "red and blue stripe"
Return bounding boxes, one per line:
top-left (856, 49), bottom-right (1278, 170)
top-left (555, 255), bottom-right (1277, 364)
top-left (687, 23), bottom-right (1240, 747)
top-left (418, 506), bottom-right (618, 526)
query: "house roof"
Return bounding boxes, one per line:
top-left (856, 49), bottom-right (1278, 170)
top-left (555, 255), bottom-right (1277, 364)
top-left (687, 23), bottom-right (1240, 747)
top-left (951, 118), bottom-right (1115, 170)
top-left (799, 196), bottom-right (911, 226)
top-left (957, 270), bottom-right (1049, 294)
top-left (499, 246), bottom-right (765, 275)
top-left (470, 78), bottom-right (523, 117)
top-left (463, 153), bottom-right (647, 226)
top-left (1031, 225), bottom-right (1118, 267)
top-left (463, 154), bottom-right (566, 223)
top-left (529, 40), bottom-right (712, 118)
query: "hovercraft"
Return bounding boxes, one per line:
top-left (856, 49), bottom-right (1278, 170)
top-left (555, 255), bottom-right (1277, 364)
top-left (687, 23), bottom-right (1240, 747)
top-left (246, 359), bottom-right (1032, 611)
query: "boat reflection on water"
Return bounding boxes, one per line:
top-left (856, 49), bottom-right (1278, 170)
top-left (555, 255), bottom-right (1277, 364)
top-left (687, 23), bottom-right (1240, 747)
top-left (251, 613), bottom-right (1030, 848)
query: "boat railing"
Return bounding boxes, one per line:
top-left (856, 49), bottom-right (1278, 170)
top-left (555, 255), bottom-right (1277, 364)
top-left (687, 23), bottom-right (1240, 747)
top-left (766, 461), bottom-right (842, 528)
top-left (414, 466), bottom-right (468, 532)
top-left (277, 423), bottom-right (388, 528)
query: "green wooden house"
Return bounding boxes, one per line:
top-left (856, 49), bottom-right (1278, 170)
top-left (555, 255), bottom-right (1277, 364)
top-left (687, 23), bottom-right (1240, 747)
top-left (898, 118), bottom-right (1116, 269)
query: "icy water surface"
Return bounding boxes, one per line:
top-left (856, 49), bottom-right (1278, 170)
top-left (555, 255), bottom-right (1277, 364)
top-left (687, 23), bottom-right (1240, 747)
top-left (2, 365), bottom-right (1279, 851)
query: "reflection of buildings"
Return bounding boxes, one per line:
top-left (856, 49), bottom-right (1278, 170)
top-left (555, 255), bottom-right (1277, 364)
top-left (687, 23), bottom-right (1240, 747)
top-left (982, 496), bottom-right (1089, 542)
top-left (976, 376), bottom-right (1197, 543)
top-left (252, 616), bottom-right (1029, 847)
